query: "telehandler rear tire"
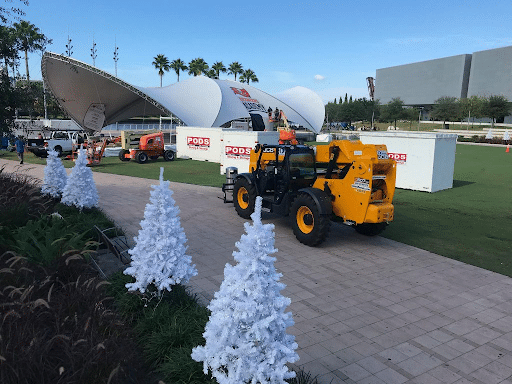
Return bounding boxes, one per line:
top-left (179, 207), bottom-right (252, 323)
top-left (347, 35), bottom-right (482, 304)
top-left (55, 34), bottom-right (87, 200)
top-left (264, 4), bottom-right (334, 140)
top-left (354, 222), bottom-right (387, 236)
top-left (291, 193), bottom-right (330, 246)
top-left (233, 178), bottom-right (256, 219)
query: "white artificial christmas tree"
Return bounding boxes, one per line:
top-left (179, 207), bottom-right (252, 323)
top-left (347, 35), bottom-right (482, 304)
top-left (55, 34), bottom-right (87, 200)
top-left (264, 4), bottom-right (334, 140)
top-left (41, 149), bottom-right (68, 198)
top-left (486, 128), bottom-right (493, 140)
top-left (60, 146), bottom-right (99, 210)
top-left (503, 130), bottom-right (510, 142)
top-left (124, 167), bottom-right (197, 294)
top-left (191, 197), bottom-right (298, 384)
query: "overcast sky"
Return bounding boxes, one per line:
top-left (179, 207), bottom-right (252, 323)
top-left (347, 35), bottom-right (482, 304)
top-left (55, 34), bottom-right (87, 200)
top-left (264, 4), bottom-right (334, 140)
top-left (17, 0), bottom-right (512, 103)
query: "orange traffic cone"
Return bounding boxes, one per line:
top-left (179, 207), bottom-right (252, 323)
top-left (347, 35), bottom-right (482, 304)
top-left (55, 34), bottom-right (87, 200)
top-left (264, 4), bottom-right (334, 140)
top-left (507, 144), bottom-right (510, 153)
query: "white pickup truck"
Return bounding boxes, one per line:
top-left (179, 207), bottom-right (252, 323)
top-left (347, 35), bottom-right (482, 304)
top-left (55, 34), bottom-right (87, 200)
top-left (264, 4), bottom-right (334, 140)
top-left (30, 131), bottom-right (89, 157)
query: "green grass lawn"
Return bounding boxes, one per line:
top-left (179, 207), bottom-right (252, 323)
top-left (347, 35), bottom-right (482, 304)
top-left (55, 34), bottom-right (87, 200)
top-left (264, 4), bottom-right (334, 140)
top-left (384, 144), bottom-right (512, 276)
top-left (2, 144), bottom-right (511, 276)
top-left (0, 150), bottom-right (226, 187)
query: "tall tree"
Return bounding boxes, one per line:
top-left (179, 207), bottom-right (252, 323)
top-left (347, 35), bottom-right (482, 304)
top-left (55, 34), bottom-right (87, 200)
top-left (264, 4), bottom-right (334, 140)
top-left (431, 96), bottom-right (459, 128)
top-left (13, 20), bottom-right (52, 84)
top-left (483, 95), bottom-right (510, 127)
top-left (188, 57), bottom-right (208, 76)
top-left (211, 61), bottom-right (226, 79)
top-left (239, 68), bottom-right (258, 85)
top-left (459, 95), bottom-right (484, 128)
top-left (152, 54), bottom-right (170, 87)
top-left (0, 26), bottom-right (17, 79)
top-left (170, 58), bottom-right (187, 82)
top-left (228, 61), bottom-right (243, 81)
top-left (379, 97), bottom-right (406, 128)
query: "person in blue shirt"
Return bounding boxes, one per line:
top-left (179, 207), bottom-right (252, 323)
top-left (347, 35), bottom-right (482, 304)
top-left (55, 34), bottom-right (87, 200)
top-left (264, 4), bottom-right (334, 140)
top-left (14, 136), bottom-right (25, 164)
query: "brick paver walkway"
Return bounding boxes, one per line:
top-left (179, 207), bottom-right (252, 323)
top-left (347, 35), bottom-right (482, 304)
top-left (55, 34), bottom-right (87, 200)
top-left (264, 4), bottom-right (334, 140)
top-left (3, 158), bottom-right (512, 384)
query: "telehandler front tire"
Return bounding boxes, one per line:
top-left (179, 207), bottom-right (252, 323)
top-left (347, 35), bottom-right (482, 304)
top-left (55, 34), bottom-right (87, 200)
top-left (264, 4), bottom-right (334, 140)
top-left (233, 178), bottom-right (257, 219)
top-left (291, 193), bottom-right (330, 246)
top-left (354, 222), bottom-right (387, 236)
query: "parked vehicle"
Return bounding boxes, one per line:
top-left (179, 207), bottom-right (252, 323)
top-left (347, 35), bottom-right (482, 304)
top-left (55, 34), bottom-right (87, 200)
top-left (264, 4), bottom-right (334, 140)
top-left (118, 131), bottom-right (175, 164)
top-left (29, 131), bottom-right (89, 157)
top-left (228, 140), bottom-right (396, 246)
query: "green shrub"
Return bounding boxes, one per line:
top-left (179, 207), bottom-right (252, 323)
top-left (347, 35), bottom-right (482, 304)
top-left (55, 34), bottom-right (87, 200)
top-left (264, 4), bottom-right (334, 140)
top-left (12, 215), bottom-right (95, 266)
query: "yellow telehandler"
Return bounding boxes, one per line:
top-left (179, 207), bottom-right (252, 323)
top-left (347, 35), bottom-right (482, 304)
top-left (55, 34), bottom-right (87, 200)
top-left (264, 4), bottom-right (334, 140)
top-left (231, 140), bottom-right (396, 246)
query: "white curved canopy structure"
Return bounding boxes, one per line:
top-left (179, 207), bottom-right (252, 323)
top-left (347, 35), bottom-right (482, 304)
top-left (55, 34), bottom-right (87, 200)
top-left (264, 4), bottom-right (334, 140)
top-left (42, 52), bottom-right (324, 134)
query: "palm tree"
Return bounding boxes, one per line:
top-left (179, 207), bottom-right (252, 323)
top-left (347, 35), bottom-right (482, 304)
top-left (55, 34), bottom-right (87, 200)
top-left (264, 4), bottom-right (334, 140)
top-left (188, 58), bottom-right (208, 76)
top-left (212, 61), bottom-right (226, 79)
top-left (13, 20), bottom-right (52, 84)
top-left (205, 69), bottom-right (217, 79)
top-left (152, 54), bottom-right (170, 87)
top-left (170, 58), bottom-right (187, 82)
top-left (239, 69), bottom-right (258, 85)
top-left (228, 62), bottom-right (243, 81)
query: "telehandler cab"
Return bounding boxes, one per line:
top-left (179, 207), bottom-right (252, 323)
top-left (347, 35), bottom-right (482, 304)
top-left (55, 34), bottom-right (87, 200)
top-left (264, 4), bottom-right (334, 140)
top-left (231, 140), bottom-right (396, 246)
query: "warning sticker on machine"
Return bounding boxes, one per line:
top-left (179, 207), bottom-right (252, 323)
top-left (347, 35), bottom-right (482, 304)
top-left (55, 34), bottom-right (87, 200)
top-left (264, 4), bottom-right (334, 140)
top-left (352, 177), bottom-right (371, 192)
top-left (377, 150), bottom-right (389, 160)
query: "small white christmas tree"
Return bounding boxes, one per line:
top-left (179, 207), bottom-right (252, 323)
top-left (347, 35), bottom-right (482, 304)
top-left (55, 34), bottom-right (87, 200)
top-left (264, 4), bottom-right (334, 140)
top-left (191, 197), bottom-right (298, 384)
top-left (124, 167), bottom-right (197, 294)
top-left (60, 146), bottom-right (99, 210)
top-left (503, 130), bottom-right (510, 142)
top-left (41, 149), bottom-right (68, 198)
top-left (485, 128), bottom-right (493, 140)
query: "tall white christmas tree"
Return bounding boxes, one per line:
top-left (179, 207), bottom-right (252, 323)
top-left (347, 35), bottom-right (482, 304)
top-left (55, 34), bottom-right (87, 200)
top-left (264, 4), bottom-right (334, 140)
top-left (124, 167), bottom-right (197, 294)
top-left (60, 146), bottom-right (99, 210)
top-left (486, 128), bottom-right (493, 140)
top-left (41, 149), bottom-right (68, 198)
top-left (503, 130), bottom-right (510, 142)
top-left (191, 197), bottom-right (298, 384)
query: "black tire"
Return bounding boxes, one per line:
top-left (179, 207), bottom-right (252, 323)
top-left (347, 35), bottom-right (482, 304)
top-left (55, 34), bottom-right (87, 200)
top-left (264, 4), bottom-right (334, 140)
top-left (290, 193), bottom-right (330, 246)
top-left (164, 150), bottom-right (175, 161)
top-left (135, 151), bottom-right (149, 164)
top-left (233, 178), bottom-right (257, 219)
top-left (54, 146), bottom-right (62, 156)
top-left (354, 222), bottom-right (387, 236)
top-left (119, 149), bottom-right (130, 161)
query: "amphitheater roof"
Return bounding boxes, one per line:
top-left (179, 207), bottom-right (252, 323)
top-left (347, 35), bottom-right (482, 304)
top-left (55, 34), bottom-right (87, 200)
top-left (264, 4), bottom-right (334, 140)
top-left (42, 52), bottom-right (324, 134)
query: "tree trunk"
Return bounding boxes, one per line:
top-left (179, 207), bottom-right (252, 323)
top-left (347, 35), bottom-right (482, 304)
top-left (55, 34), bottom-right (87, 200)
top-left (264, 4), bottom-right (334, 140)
top-left (3, 57), bottom-right (8, 78)
top-left (24, 49), bottom-right (29, 83)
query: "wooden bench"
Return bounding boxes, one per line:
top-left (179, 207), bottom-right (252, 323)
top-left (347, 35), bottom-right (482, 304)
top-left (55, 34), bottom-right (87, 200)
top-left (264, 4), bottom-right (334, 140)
top-left (94, 225), bottom-right (131, 264)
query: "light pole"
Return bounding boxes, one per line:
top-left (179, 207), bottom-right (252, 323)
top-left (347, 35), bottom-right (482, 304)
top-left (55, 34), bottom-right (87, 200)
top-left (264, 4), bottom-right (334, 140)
top-left (90, 36), bottom-right (97, 67)
top-left (418, 106), bottom-right (424, 131)
top-left (113, 37), bottom-right (119, 77)
top-left (65, 35), bottom-right (73, 57)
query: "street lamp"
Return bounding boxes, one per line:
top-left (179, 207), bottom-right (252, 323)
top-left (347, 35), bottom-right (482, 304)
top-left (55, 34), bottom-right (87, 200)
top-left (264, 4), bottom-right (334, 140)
top-left (418, 106), bottom-right (424, 131)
